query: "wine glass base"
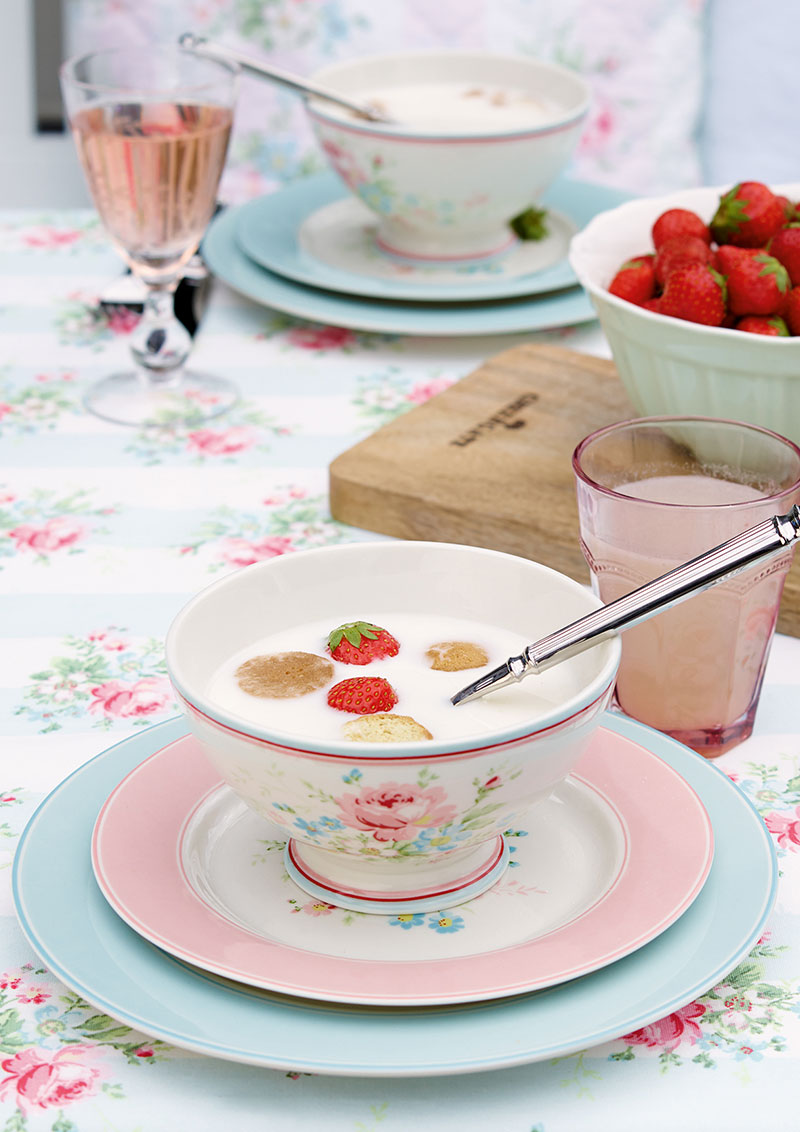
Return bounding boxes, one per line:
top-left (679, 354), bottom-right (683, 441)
top-left (83, 371), bottom-right (238, 427)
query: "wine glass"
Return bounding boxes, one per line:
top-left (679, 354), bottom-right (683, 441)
top-left (60, 45), bottom-right (239, 427)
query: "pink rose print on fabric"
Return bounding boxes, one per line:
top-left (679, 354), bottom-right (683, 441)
top-left (8, 517), bottom-right (85, 554)
top-left (186, 427), bottom-right (258, 457)
top-left (623, 1001), bottom-right (706, 1051)
top-left (407, 377), bottom-right (454, 405)
top-left (0, 1045), bottom-right (104, 1114)
top-left (335, 782), bottom-right (457, 843)
top-left (21, 227), bottom-right (83, 250)
top-left (578, 101), bottom-right (617, 159)
top-left (220, 535), bottom-right (294, 568)
top-left (764, 806), bottom-right (800, 851)
top-left (286, 324), bottom-right (356, 350)
top-left (88, 677), bottom-right (172, 719)
top-left (105, 306), bottom-right (141, 335)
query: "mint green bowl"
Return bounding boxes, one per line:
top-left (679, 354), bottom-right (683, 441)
top-left (569, 183), bottom-right (800, 444)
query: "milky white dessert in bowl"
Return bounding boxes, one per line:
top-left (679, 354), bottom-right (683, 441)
top-left (165, 541), bottom-right (620, 914)
top-left (305, 51), bottom-right (590, 261)
top-left (568, 183), bottom-right (800, 444)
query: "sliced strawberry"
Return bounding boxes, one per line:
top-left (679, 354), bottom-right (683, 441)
top-left (659, 263), bottom-right (727, 326)
top-left (727, 252), bottom-right (790, 316)
top-left (327, 621), bottom-right (400, 666)
top-left (327, 676), bottom-right (398, 714)
top-left (711, 182), bottom-right (786, 248)
top-left (608, 254), bottom-right (656, 305)
top-left (651, 208), bottom-right (711, 249)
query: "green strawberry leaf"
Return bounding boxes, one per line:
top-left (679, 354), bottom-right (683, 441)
top-left (328, 621), bottom-right (380, 651)
top-left (509, 206), bottom-right (549, 241)
top-left (709, 265), bottom-right (728, 304)
top-left (711, 183), bottom-right (751, 240)
top-left (754, 253), bottom-right (790, 291)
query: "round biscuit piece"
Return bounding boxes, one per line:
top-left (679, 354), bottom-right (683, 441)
top-left (235, 651), bottom-right (334, 698)
top-left (425, 640), bottom-right (489, 672)
top-left (343, 713), bottom-right (433, 743)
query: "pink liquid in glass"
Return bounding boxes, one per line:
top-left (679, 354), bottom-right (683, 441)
top-left (71, 101), bottom-right (232, 283)
top-left (581, 473), bottom-right (790, 741)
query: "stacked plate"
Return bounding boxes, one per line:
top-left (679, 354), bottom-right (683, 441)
top-left (13, 712), bottom-right (775, 1076)
top-left (201, 173), bottom-right (634, 335)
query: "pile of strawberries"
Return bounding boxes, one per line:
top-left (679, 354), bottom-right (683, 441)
top-left (607, 181), bottom-right (800, 335)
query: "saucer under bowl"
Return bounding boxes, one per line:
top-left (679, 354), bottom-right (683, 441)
top-left (165, 541), bottom-right (621, 914)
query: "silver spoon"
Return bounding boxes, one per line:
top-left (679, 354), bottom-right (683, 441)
top-left (452, 504), bottom-right (800, 706)
top-left (178, 33), bottom-right (395, 123)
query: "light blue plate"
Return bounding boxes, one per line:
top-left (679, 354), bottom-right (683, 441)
top-left (13, 714), bottom-right (776, 1077)
top-left (233, 173), bottom-right (631, 303)
top-left (203, 200), bottom-right (600, 337)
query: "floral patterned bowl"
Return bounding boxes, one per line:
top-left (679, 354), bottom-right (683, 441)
top-left (165, 541), bottom-right (620, 914)
top-left (305, 51), bottom-right (590, 261)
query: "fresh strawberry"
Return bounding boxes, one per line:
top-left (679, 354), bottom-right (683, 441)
top-left (710, 181), bottom-right (786, 248)
top-left (651, 208), bottom-right (711, 249)
top-left (641, 297), bottom-right (663, 313)
top-left (776, 195), bottom-right (796, 221)
top-left (326, 620), bottom-right (400, 665)
top-left (783, 287), bottom-right (800, 334)
top-left (327, 676), bottom-right (398, 714)
top-left (735, 315), bottom-right (790, 336)
top-left (608, 254), bottom-right (656, 305)
top-left (726, 251), bottom-right (790, 316)
top-left (715, 244), bottom-right (751, 275)
top-left (659, 263), bottom-right (727, 326)
top-left (654, 235), bottom-right (713, 286)
top-left (767, 223), bottom-right (800, 286)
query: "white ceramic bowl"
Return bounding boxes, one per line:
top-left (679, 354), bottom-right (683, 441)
top-left (165, 541), bottom-right (619, 914)
top-left (305, 51), bottom-right (590, 261)
top-left (569, 183), bottom-right (800, 445)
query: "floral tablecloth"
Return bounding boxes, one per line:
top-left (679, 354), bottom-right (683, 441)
top-left (1, 211), bottom-right (799, 1131)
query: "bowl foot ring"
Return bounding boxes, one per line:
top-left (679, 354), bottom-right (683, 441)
top-left (284, 834), bottom-right (510, 915)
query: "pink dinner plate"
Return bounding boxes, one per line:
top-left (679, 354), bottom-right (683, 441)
top-left (91, 724), bottom-right (713, 1006)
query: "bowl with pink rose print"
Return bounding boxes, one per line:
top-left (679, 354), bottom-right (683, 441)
top-left (165, 541), bottom-right (620, 914)
top-left (305, 51), bottom-right (590, 262)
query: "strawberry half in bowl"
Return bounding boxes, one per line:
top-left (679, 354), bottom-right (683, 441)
top-left (165, 541), bottom-right (620, 916)
top-left (568, 182), bottom-right (800, 445)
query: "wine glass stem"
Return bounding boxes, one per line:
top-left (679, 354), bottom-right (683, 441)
top-left (130, 284), bottom-right (192, 389)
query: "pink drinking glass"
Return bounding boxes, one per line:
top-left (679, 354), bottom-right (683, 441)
top-left (60, 45), bottom-right (238, 427)
top-left (573, 416), bottom-right (800, 756)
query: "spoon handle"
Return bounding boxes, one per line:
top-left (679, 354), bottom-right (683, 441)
top-left (178, 33), bottom-right (392, 123)
top-left (452, 504), bottom-right (800, 705)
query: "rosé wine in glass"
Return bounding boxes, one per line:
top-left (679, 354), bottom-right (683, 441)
top-left (71, 101), bottom-right (232, 286)
top-left (573, 418), bottom-right (800, 756)
top-left (60, 46), bottom-right (238, 427)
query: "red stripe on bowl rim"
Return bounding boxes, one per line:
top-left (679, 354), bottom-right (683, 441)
top-left (175, 681), bottom-right (614, 764)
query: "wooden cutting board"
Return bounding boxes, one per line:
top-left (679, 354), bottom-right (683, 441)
top-left (329, 343), bottom-right (800, 637)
